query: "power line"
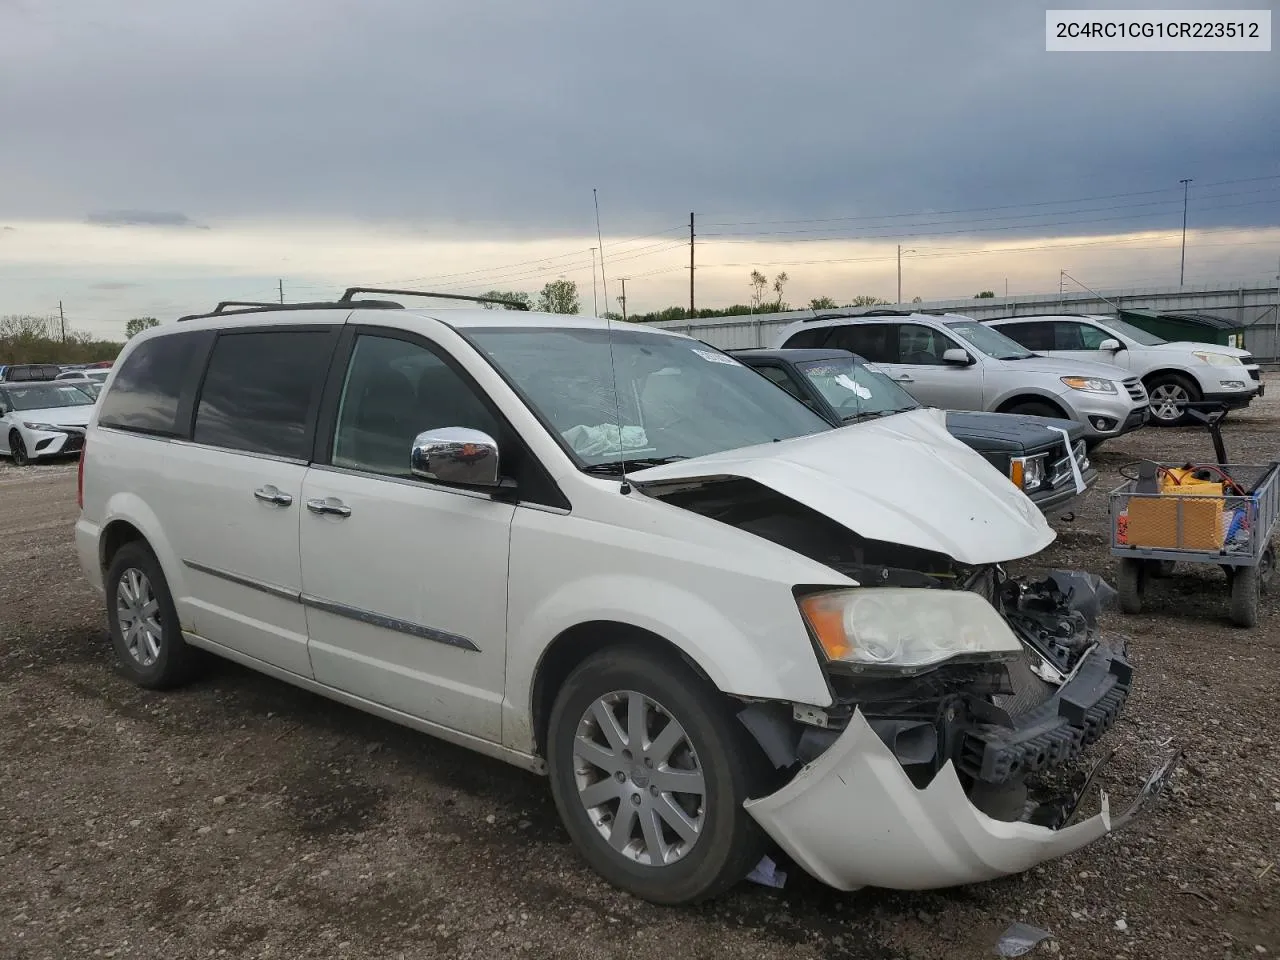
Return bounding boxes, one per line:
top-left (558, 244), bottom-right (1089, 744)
top-left (701, 186), bottom-right (1280, 240)
top-left (697, 195), bottom-right (1280, 246)
top-left (698, 173), bottom-right (1280, 228)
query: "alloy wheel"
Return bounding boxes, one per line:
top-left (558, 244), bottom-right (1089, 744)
top-left (116, 568), bottom-right (162, 667)
top-left (572, 690), bottom-right (706, 867)
top-left (1148, 383), bottom-right (1190, 421)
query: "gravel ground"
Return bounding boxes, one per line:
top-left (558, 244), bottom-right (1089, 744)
top-left (2, 383), bottom-right (1278, 960)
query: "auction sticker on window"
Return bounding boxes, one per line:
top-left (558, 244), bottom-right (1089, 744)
top-left (1046, 10), bottom-right (1270, 51)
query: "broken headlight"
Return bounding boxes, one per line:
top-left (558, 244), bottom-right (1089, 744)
top-left (798, 588), bottom-right (1021, 676)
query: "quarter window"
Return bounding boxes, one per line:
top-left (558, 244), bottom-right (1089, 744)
top-left (331, 334), bottom-right (501, 478)
top-left (753, 364), bottom-right (805, 400)
top-left (193, 330), bottom-right (334, 459)
top-left (98, 331), bottom-right (212, 436)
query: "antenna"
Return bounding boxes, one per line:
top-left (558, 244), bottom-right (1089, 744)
top-left (594, 188), bottom-right (629, 495)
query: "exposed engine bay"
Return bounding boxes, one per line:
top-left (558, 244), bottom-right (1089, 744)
top-left (651, 477), bottom-right (1134, 828)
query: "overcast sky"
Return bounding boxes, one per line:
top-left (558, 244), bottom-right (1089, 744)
top-left (1, 0), bottom-right (1277, 335)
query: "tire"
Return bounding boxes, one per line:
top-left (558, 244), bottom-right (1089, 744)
top-left (546, 646), bottom-right (770, 905)
top-left (1145, 373), bottom-right (1200, 426)
top-left (1229, 566), bottom-right (1259, 628)
top-left (1004, 400), bottom-right (1063, 420)
top-left (1230, 546), bottom-right (1273, 629)
top-left (10, 431), bottom-right (29, 466)
top-left (105, 542), bottom-right (203, 689)
top-left (1117, 558), bottom-right (1144, 614)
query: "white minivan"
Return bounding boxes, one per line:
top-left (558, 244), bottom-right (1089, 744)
top-left (75, 289), bottom-right (1170, 904)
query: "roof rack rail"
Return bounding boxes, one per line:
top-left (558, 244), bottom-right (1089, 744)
top-left (337, 287), bottom-right (530, 310)
top-left (176, 299), bottom-right (404, 323)
top-left (980, 311), bottom-right (1105, 322)
top-left (176, 286), bottom-right (529, 323)
top-left (803, 308), bottom-right (920, 323)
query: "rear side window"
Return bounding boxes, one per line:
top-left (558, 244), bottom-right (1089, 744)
top-left (194, 329), bottom-right (335, 460)
top-left (98, 331), bottom-right (211, 436)
top-left (824, 324), bottom-right (899, 363)
top-left (995, 322), bottom-right (1053, 352)
top-left (780, 327), bottom-right (830, 349)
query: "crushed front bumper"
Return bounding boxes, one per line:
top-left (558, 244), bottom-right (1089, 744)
top-left (744, 709), bottom-right (1178, 891)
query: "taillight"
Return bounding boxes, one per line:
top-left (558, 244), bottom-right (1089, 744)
top-left (77, 439), bottom-right (86, 509)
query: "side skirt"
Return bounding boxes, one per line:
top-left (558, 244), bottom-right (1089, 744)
top-left (181, 631), bottom-right (547, 776)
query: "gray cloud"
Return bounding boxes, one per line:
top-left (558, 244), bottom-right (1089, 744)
top-left (85, 211), bottom-right (201, 228)
top-left (0, 0), bottom-right (1276, 241)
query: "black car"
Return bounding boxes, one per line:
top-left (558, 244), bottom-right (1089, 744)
top-left (732, 348), bottom-right (1097, 514)
top-left (0, 363), bottom-right (62, 383)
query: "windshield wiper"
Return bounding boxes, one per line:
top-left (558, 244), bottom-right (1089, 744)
top-left (583, 455), bottom-right (690, 475)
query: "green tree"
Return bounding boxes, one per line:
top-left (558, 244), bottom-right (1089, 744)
top-left (974, 291), bottom-right (995, 299)
top-left (771, 272), bottom-right (789, 310)
top-left (846, 295), bottom-right (890, 307)
top-left (911, 296), bottom-right (923, 304)
top-left (809, 296), bottom-right (839, 310)
top-left (125, 316), bottom-right (160, 338)
top-left (749, 270), bottom-right (769, 309)
top-left (536, 279), bottom-right (580, 314)
top-left (479, 290), bottom-right (532, 310)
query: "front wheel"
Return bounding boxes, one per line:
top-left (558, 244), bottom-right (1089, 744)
top-left (1005, 400), bottom-right (1062, 420)
top-left (1146, 374), bottom-right (1200, 426)
top-left (10, 431), bottom-right (29, 466)
top-left (546, 646), bottom-right (770, 905)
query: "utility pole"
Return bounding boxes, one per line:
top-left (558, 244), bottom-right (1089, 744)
top-left (58, 301), bottom-right (66, 341)
top-left (896, 246), bottom-right (916, 304)
top-left (1004, 277), bottom-right (1008, 298)
top-left (688, 212), bottom-right (695, 318)
top-left (619, 278), bottom-right (628, 322)
top-left (1059, 270), bottom-right (1065, 310)
top-left (278, 279), bottom-right (284, 304)
top-left (1179, 178), bottom-right (1192, 287)
top-left (590, 248), bottom-right (599, 316)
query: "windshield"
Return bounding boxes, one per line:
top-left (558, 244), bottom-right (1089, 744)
top-left (3, 382), bottom-right (95, 411)
top-left (1097, 316), bottom-right (1167, 346)
top-left (796, 357), bottom-right (920, 421)
top-left (467, 327), bottom-right (831, 468)
top-left (945, 320), bottom-right (1036, 360)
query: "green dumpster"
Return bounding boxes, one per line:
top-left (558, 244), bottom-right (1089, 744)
top-left (1116, 309), bottom-right (1246, 349)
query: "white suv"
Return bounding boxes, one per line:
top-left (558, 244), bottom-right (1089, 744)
top-left (75, 289), bottom-right (1166, 903)
top-left (776, 311), bottom-right (1150, 444)
top-left (983, 313), bottom-right (1262, 425)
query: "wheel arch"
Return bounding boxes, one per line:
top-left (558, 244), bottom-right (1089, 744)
top-left (1142, 367), bottom-right (1203, 394)
top-left (994, 393), bottom-right (1071, 419)
top-left (529, 621), bottom-right (720, 759)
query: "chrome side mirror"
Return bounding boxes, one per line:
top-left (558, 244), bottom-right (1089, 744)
top-left (411, 427), bottom-right (500, 487)
top-left (1098, 338), bottom-right (1122, 351)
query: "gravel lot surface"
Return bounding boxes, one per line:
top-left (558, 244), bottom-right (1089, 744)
top-left (2, 382), bottom-right (1277, 960)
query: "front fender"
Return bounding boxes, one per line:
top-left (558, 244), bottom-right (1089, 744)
top-left (503, 570), bottom-right (832, 754)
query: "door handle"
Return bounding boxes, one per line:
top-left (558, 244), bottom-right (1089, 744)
top-left (895, 375), bottom-right (914, 383)
top-left (253, 484), bottom-right (293, 507)
top-left (306, 497), bottom-right (352, 518)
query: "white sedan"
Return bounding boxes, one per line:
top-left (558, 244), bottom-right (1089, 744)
top-left (0, 381), bottom-right (96, 465)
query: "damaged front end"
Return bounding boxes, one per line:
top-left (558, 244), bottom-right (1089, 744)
top-left (642, 476), bottom-right (1177, 891)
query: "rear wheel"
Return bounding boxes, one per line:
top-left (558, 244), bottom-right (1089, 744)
top-left (10, 431), bottom-right (29, 466)
top-left (546, 646), bottom-right (770, 905)
top-left (1117, 558), bottom-right (1145, 614)
top-left (1229, 546), bottom-right (1273, 629)
top-left (1146, 373), bottom-right (1200, 426)
top-left (105, 542), bottom-right (203, 689)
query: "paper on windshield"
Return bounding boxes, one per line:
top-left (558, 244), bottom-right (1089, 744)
top-left (834, 374), bottom-right (873, 400)
top-left (692, 348), bottom-right (741, 366)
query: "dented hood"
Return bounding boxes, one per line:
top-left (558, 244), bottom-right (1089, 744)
top-left (629, 408), bottom-right (1055, 564)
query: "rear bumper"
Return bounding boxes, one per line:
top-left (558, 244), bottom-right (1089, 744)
top-left (74, 517), bottom-right (104, 595)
